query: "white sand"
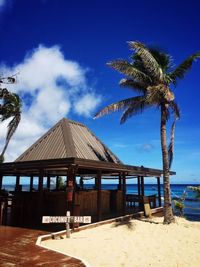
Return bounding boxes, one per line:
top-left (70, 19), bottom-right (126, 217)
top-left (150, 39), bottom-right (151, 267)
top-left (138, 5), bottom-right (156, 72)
top-left (41, 217), bottom-right (200, 267)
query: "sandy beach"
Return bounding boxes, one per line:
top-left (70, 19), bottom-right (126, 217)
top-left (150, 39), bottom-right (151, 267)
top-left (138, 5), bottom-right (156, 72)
top-left (41, 216), bottom-right (200, 267)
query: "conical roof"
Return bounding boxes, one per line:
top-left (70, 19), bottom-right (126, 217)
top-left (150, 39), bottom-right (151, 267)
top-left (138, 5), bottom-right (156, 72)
top-left (15, 118), bottom-right (122, 164)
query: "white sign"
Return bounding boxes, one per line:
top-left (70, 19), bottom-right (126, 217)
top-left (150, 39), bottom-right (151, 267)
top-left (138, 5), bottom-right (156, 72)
top-left (42, 216), bottom-right (91, 224)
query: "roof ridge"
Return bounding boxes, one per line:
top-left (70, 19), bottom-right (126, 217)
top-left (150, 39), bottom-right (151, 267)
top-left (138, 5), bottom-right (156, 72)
top-left (60, 118), bottom-right (76, 157)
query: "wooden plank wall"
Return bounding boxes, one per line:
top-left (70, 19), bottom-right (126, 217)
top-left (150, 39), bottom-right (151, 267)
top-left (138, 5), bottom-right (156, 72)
top-left (75, 190), bottom-right (111, 216)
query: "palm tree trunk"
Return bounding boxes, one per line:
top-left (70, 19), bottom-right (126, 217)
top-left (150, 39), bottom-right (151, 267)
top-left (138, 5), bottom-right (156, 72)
top-left (161, 104), bottom-right (175, 224)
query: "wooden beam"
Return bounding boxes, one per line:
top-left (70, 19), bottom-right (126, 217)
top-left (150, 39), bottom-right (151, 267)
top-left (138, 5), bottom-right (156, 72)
top-left (137, 176), bottom-right (141, 195)
top-left (0, 157), bottom-right (176, 177)
top-left (97, 170), bottom-right (102, 221)
top-left (0, 175), bottom-right (2, 190)
top-left (122, 172), bottom-right (126, 215)
top-left (30, 175), bottom-right (33, 192)
top-left (157, 177), bottom-right (161, 207)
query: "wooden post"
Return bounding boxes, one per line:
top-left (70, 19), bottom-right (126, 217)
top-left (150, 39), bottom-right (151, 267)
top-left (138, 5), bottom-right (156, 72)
top-left (157, 177), bottom-right (161, 207)
top-left (80, 177), bottom-right (84, 190)
top-left (66, 165), bottom-right (76, 215)
top-left (38, 172), bottom-right (43, 192)
top-left (15, 175), bottom-right (20, 192)
top-left (122, 172), bottom-right (126, 215)
top-left (95, 177), bottom-right (98, 189)
top-left (30, 175), bottom-right (33, 192)
top-left (38, 170), bottom-right (44, 224)
top-left (118, 173), bottom-right (122, 190)
top-left (56, 176), bottom-right (59, 191)
top-left (140, 176), bottom-right (145, 211)
top-left (47, 175), bottom-right (51, 190)
top-left (0, 175), bottom-right (2, 190)
top-left (137, 176), bottom-right (141, 195)
top-left (97, 170), bottom-right (102, 221)
top-left (141, 176), bottom-right (144, 196)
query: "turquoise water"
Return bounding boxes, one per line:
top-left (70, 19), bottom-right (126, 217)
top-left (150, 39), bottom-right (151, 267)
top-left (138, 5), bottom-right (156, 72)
top-left (2, 183), bottom-right (200, 221)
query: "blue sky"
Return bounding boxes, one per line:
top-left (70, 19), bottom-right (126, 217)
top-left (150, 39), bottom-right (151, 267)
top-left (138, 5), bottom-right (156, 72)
top-left (0, 0), bottom-right (200, 184)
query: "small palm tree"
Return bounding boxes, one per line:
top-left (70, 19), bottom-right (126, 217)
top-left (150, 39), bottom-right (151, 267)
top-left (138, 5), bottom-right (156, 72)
top-left (0, 76), bottom-right (22, 163)
top-left (94, 41), bottom-right (200, 224)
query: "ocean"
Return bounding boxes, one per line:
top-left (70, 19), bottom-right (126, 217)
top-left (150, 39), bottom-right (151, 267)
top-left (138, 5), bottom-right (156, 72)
top-left (2, 183), bottom-right (200, 221)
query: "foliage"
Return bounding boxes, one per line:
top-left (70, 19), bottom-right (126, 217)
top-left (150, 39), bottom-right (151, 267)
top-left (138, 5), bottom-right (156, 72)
top-left (51, 176), bottom-right (66, 190)
top-left (173, 200), bottom-right (184, 216)
top-left (173, 190), bottom-right (187, 217)
top-left (57, 176), bottom-right (66, 190)
top-left (0, 75), bottom-right (22, 162)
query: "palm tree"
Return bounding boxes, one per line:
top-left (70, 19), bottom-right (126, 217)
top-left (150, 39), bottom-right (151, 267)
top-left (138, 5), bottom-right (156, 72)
top-left (94, 41), bottom-right (200, 224)
top-left (0, 76), bottom-right (22, 163)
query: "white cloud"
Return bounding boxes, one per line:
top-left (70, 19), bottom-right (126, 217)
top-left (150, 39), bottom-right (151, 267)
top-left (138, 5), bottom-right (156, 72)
top-left (0, 45), bottom-right (102, 161)
top-left (74, 93), bottom-right (102, 117)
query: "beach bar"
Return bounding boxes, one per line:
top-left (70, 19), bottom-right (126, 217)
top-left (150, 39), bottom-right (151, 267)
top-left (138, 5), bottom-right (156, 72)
top-left (0, 118), bottom-right (175, 228)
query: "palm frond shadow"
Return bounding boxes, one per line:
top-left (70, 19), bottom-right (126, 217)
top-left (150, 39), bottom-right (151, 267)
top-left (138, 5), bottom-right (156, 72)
top-left (136, 217), bottom-right (161, 224)
top-left (112, 217), bottom-right (135, 230)
top-left (87, 143), bottom-right (115, 163)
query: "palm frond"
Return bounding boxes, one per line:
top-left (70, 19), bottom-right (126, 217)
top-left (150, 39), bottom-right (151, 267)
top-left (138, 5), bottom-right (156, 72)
top-left (120, 96), bottom-right (149, 124)
top-left (128, 41), bottom-right (162, 81)
top-left (169, 52), bottom-right (200, 85)
top-left (169, 101), bottom-right (180, 119)
top-left (94, 96), bottom-right (144, 119)
top-left (149, 48), bottom-right (173, 72)
top-left (107, 60), bottom-right (152, 84)
top-left (6, 114), bottom-right (21, 142)
top-left (1, 94), bottom-right (22, 121)
top-left (168, 117), bottom-right (177, 169)
top-left (119, 78), bottom-right (147, 93)
top-left (0, 114), bottom-right (21, 158)
top-left (0, 91), bottom-right (22, 159)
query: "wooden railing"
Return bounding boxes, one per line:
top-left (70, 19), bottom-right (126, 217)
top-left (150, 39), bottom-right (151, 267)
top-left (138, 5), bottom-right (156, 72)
top-left (126, 194), bottom-right (157, 209)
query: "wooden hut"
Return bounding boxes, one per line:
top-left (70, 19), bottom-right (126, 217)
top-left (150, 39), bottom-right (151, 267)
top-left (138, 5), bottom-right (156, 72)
top-left (0, 118), bottom-right (175, 228)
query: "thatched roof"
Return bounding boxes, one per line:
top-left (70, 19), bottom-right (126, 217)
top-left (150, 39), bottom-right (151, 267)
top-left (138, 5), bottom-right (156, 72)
top-left (16, 118), bottom-right (122, 164)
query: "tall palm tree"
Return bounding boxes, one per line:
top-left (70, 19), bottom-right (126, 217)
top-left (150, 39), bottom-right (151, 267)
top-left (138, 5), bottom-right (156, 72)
top-left (0, 76), bottom-right (22, 163)
top-left (94, 41), bottom-right (200, 224)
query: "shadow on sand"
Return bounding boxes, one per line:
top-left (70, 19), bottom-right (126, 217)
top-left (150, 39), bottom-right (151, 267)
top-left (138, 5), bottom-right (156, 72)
top-left (112, 217), bottom-right (135, 230)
